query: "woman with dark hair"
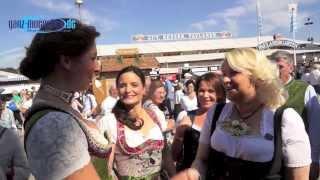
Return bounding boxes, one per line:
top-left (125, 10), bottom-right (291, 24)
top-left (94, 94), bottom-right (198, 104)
top-left (21, 18), bottom-right (111, 180)
top-left (181, 80), bottom-right (198, 116)
top-left (100, 66), bottom-right (165, 179)
top-left (172, 72), bottom-right (226, 171)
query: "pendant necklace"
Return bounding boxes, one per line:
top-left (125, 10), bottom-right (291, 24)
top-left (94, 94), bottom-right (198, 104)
top-left (235, 104), bottom-right (264, 120)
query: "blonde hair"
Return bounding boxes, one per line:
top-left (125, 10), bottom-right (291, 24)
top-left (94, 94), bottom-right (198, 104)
top-left (225, 48), bottom-right (288, 109)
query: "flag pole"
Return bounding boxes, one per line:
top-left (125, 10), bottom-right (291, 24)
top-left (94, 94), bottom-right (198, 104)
top-left (256, 0), bottom-right (264, 55)
top-left (256, 0), bottom-right (262, 46)
top-left (289, 3), bottom-right (297, 67)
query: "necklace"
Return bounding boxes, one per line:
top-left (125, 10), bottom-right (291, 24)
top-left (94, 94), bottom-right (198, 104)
top-left (235, 104), bottom-right (264, 120)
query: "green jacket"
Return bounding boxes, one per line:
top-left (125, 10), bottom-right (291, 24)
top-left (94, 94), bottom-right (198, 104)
top-left (284, 79), bottom-right (309, 130)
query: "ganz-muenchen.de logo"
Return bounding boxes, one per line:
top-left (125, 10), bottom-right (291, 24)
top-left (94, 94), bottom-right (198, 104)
top-left (9, 16), bottom-right (76, 33)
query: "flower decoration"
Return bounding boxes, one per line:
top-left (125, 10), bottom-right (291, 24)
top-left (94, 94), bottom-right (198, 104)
top-left (221, 119), bottom-right (250, 136)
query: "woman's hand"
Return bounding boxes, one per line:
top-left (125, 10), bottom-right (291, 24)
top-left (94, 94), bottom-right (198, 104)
top-left (107, 145), bottom-right (116, 173)
top-left (171, 124), bottom-right (189, 161)
top-left (167, 119), bottom-right (175, 130)
top-left (175, 116), bottom-right (192, 137)
top-left (65, 162), bottom-right (100, 180)
top-left (171, 168), bottom-right (200, 180)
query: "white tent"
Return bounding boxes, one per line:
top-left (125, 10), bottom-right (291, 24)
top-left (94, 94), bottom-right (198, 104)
top-left (0, 71), bottom-right (39, 94)
top-left (0, 83), bottom-right (40, 94)
top-left (0, 71), bottom-right (29, 82)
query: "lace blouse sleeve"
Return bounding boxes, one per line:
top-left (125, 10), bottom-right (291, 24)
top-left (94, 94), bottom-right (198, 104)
top-left (26, 111), bottom-right (91, 180)
top-left (98, 113), bottom-right (117, 143)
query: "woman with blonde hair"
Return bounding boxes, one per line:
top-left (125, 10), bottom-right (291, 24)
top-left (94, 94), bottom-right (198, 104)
top-left (172, 48), bottom-right (311, 180)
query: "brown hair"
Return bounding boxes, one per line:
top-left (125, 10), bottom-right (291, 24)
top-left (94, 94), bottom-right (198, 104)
top-left (195, 72), bottom-right (226, 103)
top-left (112, 66), bottom-right (146, 130)
top-left (115, 66), bottom-right (146, 87)
top-left (19, 18), bottom-right (100, 80)
top-left (146, 79), bottom-right (165, 100)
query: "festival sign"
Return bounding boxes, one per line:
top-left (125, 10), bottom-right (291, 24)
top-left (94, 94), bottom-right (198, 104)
top-left (257, 40), bottom-right (297, 50)
top-left (132, 31), bottom-right (232, 42)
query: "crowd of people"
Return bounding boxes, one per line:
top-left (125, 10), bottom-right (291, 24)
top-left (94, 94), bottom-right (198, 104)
top-left (1, 18), bottom-right (320, 180)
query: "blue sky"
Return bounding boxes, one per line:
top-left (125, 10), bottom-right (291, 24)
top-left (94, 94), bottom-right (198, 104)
top-left (0, 0), bottom-right (319, 68)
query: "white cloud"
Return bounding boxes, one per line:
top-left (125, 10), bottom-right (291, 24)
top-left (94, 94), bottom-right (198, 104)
top-left (257, 0), bottom-right (316, 34)
top-left (29, 0), bottom-right (118, 33)
top-left (225, 19), bottom-right (240, 37)
top-left (191, 5), bottom-right (248, 35)
top-left (30, 0), bottom-right (73, 13)
top-left (209, 6), bottom-right (247, 18)
top-left (297, 0), bottom-right (318, 5)
top-left (190, 0), bottom-right (318, 36)
top-left (0, 48), bottom-right (25, 68)
top-left (191, 19), bottom-right (217, 31)
top-left (0, 47), bottom-right (24, 56)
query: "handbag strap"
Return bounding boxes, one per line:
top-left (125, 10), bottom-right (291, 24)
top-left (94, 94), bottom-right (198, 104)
top-left (266, 106), bottom-right (286, 179)
top-left (210, 103), bottom-right (226, 136)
